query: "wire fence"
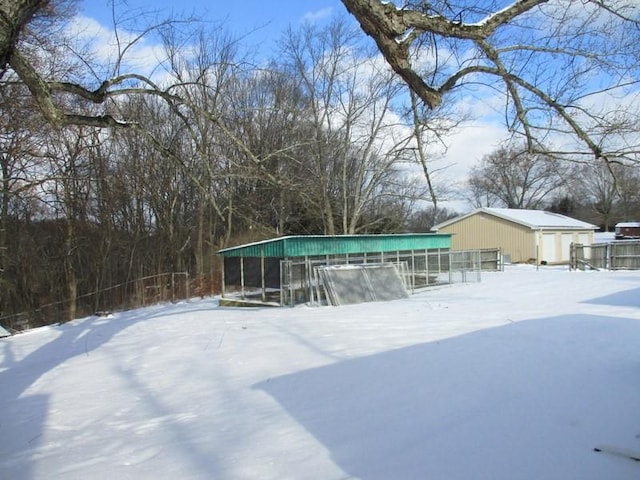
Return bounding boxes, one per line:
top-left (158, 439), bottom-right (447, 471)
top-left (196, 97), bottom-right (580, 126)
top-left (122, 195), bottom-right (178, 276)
top-left (0, 272), bottom-right (200, 332)
top-left (279, 249), bottom-right (498, 307)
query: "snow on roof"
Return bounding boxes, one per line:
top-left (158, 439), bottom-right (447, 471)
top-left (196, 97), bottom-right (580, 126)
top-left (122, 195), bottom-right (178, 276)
top-left (434, 208), bottom-right (597, 231)
top-left (484, 208), bottom-right (597, 229)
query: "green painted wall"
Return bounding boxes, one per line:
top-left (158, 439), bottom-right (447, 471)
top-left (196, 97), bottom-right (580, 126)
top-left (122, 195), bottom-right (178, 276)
top-left (218, 234), bottom-right (451, 258)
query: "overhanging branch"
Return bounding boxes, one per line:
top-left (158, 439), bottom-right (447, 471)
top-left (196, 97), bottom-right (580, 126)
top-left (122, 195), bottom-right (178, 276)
top-left (341, 0), bottom-right (549, 108)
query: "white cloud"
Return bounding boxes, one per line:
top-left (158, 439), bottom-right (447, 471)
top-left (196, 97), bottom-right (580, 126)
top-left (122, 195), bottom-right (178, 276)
top-left (301, 7), bottom-right (334, 23)
top-left (437, 121), bottom-right (508, 180)
top-left (66, 14), bottom-right (169, 82)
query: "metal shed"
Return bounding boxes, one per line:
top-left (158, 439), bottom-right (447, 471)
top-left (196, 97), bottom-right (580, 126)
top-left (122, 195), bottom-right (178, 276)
top-left (433, 208), bottom-right (597, 264)
top-left (217, 234), bottom-right (452, 306)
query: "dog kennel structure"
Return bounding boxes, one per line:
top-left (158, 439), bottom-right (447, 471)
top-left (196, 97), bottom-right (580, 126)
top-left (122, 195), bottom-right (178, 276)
top-left (217, 234), bottom-right (455, 306)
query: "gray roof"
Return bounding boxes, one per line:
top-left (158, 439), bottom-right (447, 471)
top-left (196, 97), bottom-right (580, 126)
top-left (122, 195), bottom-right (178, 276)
top-left (433, 208), bottom-right (598, 231)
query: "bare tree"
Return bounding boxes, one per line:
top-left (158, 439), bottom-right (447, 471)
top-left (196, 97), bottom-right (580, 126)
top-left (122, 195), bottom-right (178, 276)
top-left (280, 18), bottom-right (416, 235)
top-left (0, 82), bottom-right (50, 317)
top-left (616, 166), bottom-right (640, 221)
top-left (466, 143), bottom-right (568, 209)
top-left (396, 88), bottom-right (463, 216)
top-left (341, 0), bottom-right (640, 165)
top-left (40, 125), bottom-right (101, 320)
top-left (223, 63), bottom-right (315, 235)
top-left (573, 162), bottom-right (640, 230)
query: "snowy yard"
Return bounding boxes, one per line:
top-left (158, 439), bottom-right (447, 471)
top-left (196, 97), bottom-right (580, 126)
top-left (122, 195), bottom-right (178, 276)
top-left (1, 265), bottom-right (640, 479)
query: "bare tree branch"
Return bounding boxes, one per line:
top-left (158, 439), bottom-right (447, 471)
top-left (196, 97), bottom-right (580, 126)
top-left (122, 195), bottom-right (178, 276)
top-left (341, 0), bottom-right (548, 108)
top-left (342, 0), bottom-right (640, 164)
top-left (0, 0), bottom-right (46, 71)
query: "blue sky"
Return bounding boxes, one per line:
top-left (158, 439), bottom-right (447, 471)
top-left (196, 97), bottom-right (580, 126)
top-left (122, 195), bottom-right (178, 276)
top-left (79, 0), bottom-right (344, 48)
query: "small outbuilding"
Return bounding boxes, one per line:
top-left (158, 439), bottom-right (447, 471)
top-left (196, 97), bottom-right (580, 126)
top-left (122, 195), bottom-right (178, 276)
top-left (614, 222), bottom-right (640, 239)
top-left (217, 233), bottom-right (452, 306)
top-left (432, 208), bottom-right (597, 264)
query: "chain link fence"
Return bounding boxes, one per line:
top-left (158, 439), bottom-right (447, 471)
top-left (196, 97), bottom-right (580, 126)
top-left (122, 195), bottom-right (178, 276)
top-left (280, 249), bottom-right (499, 307)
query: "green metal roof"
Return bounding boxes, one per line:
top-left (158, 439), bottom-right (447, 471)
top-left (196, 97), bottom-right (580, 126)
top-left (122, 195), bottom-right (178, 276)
top-left (217, 234), bottom-right (451, 258)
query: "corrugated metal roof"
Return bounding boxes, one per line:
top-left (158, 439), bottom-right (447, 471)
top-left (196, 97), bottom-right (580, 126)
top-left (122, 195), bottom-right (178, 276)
top-left (217, 234), bottom-right (451, 258)
top-left (433, 208), bottom-right (597, 231)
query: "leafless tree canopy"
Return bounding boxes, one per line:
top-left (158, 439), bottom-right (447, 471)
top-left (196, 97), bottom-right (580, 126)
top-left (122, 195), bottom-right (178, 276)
top-left (0, 0), bottom-right (185, 129)
top-left (3, 1), bottom-right (640, 166)
top-left (341, 0), bottom-right (640, 164)
top-left (467, 142), bottom-right (569, 209)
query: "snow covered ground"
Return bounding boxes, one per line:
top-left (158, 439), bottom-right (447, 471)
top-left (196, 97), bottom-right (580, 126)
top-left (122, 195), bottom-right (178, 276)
top-left (1, 265), bottom-right (640, 479)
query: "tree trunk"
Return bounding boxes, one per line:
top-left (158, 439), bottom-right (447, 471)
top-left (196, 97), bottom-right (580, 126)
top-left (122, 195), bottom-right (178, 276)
top-left (0, 0), bottom-right (45, 70)
top-left (65, 217), bottom-right (77, 321)
top-left (0, 156), bottom-right (9, 313)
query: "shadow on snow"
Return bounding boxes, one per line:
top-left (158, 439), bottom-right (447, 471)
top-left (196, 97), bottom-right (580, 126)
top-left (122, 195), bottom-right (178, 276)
top-left (582, 286), bottom-right (640, 308)
top-left (255, 314), bottom-right (640, 480)
top-left (0, 301), bottom-right (220, 480)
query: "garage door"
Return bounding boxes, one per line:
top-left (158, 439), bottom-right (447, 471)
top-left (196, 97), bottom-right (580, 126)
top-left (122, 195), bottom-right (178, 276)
top-left (542, 233), bottom-right (556, 263)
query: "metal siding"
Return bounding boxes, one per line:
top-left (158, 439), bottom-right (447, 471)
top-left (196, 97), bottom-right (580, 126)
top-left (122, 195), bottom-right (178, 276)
top-left (286, 235), bottom-right (452, 256)
top-left (439, 211), bottom-right (596, 264)
top-left (218, 234), bottom-right (451, 258)
top-left (439, 212), bottom-right (536, 263)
